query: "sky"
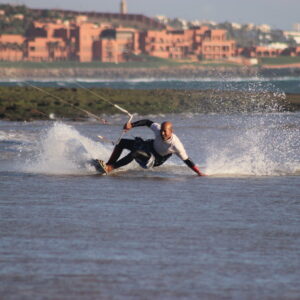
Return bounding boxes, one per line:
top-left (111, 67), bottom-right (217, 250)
top-left (1, 0), bottom-right (300, 30)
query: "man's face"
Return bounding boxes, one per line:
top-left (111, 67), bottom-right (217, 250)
top-left (160, 122), bottom-right (173, 141)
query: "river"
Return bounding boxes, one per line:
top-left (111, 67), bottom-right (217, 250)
top-left (0, 77), bottom-right (300, 299)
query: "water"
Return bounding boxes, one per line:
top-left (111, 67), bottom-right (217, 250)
top-left (1, 77), bottom-right (300, 299)
top-left (2, 76), bottom-right (300, 93)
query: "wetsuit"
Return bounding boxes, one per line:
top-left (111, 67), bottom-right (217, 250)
top-left (111, 119), bottom-right (198, 170)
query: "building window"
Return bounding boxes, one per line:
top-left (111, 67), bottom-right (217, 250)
top-left (30, 47), bottom-right (35, 51)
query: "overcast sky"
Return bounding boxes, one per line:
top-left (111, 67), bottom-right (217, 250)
top-left (2, 0), bottom-right (299, 30)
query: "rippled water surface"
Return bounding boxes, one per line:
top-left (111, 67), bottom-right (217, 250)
top-left (1, 111), bottom-right (300, 299)
top-left (2, 76), bottom-right (300, 93)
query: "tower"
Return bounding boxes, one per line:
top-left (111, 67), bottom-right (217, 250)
top-left (120, 0), bottom-right (127, 14)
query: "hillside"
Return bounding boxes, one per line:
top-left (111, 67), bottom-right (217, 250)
top-left (0, 4), bottom-right (164, 35)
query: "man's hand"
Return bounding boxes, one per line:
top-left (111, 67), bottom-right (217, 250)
top-left (184, 158), bottom-right (207, 176)
top-left (123, 122), bottom-right (133, 131)
top-left (191, 164), bottom-right (206, 176)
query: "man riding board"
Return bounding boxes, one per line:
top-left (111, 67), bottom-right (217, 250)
top-left (96, 119), bottom-right (205, 176)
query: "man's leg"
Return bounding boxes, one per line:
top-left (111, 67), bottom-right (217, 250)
top-left (109, 153), bottom-right (134, 170)
top-left (106, 139), bottom-right (136, 172)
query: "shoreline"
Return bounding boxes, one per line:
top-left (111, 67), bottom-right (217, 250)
top-left (1, 86), bottom-right (299, 121)
top-left (1, 65), bottom-right (300, 80)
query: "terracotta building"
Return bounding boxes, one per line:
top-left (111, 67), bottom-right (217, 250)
top-left (0, 17), bottom-right (236, 63)
top-left (0, 34), bottom-right (25, 61)
top-left (25, 21), bottom-right (75, 61)
top-left (201, 29), bottom-right (236, 60)
top-left (140, 27), bottom-right (236, 60)
top-left (75, 22), bottom-right (105, 62)
top-left (95, 27), bottom-right (140, 63)
top-left (239, 45), bottom-right (286, 58)
top-left (139, 29), bottom-right (193, 60)
top-left (23, 20), bottom-right (140, 63)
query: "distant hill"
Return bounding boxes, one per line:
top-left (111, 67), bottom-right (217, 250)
top-left (0, 4), bottom-right (164, 35)
top-left (0, 4), bottom-right (32, 34)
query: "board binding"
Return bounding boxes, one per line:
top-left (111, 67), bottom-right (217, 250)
top-left (90, 159), bottom-right (108, 174)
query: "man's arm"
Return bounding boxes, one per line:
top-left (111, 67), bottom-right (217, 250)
top-left (184, 158), bottom-right (206, 176)
top-left (173, 137), bottom-right (206, 177)
top-left (124, 119), bottom-right (153, 131)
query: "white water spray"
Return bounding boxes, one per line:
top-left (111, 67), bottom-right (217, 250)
top-left (22, 122), bottom-right (111, 175)
top-left (204, 113), bottom-right (300, 176)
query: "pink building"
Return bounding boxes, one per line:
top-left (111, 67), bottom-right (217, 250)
top-left (95, 27), bottom-right (140, 63)
top-left (0, 34), bottom-right (25, 61)
top-left (0, 19), bottom-right (236, 63)
top-left (25, 21), bottom-right (76, 61)
top-left (140, 27), bottom-right (236, 60)
top-left (201, 29), bottom-right (236, 60)
top-left (239, 45), bottom-right (287, 58)
top-left (24, 20), bottom-right (140, 63)
top-left (140, 29), bottom-right (194, 60)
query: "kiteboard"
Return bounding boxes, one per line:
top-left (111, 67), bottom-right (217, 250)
top-left (90, 159), bottom-right (108, 174)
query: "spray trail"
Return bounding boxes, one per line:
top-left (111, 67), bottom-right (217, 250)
top-left (22, 122), bottom-right (111, 175)
top-left (203, 113), bottom-right (300, 176)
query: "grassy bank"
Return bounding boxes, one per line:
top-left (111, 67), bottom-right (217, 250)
top-left (0, 57), bottom-right (242, 70)
top-left (260, 56), bottom-right (300, 66)
top-left (2, 56), bottom-right (300, 70)
top-left (0, 86), bottom-right (299, 121)
top-left (0, 58), bottom-right (180, 69)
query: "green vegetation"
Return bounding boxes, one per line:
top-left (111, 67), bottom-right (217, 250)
top-left (0, 86), bottom-right (199, 120)
top-left (0, 55), bottom-right (244, 69)
top-left (0, 56), bottom-right (181, 69)
top-left (260, 56), bottom-right (300, 65)
top-left (0, 3), bottom-right (162, 36)
top-left (0, 86), bottom-right (298, 121)
top-left (0, 4), bottom-right (34, 35)
top-left (0, 4), bottom-right (73, 34)
top-left (3, 51), bottom-right (299, 69)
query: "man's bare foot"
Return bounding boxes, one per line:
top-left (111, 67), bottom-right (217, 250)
top-left (105, 164), bottom-right (114, 173)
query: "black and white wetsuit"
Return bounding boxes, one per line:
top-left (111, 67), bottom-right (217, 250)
top-left (112, 120), bottom-right (195, 170)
